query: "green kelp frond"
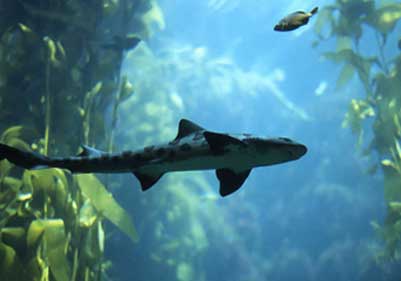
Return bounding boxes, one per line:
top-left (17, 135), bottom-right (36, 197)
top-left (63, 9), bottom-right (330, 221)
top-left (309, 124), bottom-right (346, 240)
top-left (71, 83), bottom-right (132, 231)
top-left (79, 199), bottom-right (98, 228)
top-left (43, 37), bottom-right (64, 68)
top-left (1, 126), bottom-right (25, 143)
top-left (371, 212), bottom-right (401, 260)
top-left (0, 242), bottom-right (24, 280)
top-left (316, 0), bottom-right (401, 262)
top-left (81, 221), bottom-right (105, 266)
top-left (27, 219), bottom-right (71, 281)
top-left (0, 126), bottom-right (32, 156)
top-left (323, 49), bottom-right (379, 93)
top-left (342, 99), bottom-right (375, 147)
top-left (142, 0), bottom-right (165, 37)
top-left (382, 139), bottom-right (401, 175)
top-left (23, 169), bottom-right (69, 217)
top-left (1, 0), bottom-right (164, 279)
top-left (389, 202), bottom-right (401, 214)
top-left (366, 3), bottom-right (401, 35)
top-left (76, 174), bottom-right (138, 243)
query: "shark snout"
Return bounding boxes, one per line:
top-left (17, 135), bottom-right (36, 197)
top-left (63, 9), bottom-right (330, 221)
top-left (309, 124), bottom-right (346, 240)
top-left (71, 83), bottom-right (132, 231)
top-left (294, 144), bottom-right (307, 159)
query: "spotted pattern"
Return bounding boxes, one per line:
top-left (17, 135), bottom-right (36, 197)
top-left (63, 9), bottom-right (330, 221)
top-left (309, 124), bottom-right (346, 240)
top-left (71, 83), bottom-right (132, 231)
top-left (168, 150), bottom-right (176, 159)
top-left (144, 146), bottom-right (155, 153)
top-left (133, 153), bottom-right (143, 161)
top-left (100, 155), bottom-right (111, 161)
top-left (111, 155), bottom-right (122, 163)
top-left (156, 148), bottom-right (166, 156)
top-left (193, 131), bottom-right (204, 141)
top-left (122, 151), bottom-right (133, 157)
top-left (169, 139), bottom-right (180, 146)
top-left (179, 143), bottom-right (192, 151)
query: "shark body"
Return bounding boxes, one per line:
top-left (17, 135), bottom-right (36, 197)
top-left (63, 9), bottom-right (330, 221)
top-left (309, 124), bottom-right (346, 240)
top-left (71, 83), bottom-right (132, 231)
top-left (0, 119), bottom-right (307, 196)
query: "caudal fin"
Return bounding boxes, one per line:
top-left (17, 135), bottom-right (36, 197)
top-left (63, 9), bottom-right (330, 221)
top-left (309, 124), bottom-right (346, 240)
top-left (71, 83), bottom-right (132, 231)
top-left (310, 6), bottom-right (318, 15)
top-left (0, 143), bottom-right (49, 170)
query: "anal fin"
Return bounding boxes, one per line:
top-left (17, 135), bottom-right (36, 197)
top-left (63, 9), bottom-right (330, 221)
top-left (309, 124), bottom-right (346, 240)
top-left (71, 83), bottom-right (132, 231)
top-left (133, 171), bottom-right (164, 191)
top-left (216, 168), bottom-right (251, 196)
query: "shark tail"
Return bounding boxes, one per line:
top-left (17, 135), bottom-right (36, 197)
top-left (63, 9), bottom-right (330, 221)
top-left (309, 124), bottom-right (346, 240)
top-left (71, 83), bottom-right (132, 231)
top-left (310, 6), bottom-right (318, 15)
top-left (0, 143), bottom-right (50, 170)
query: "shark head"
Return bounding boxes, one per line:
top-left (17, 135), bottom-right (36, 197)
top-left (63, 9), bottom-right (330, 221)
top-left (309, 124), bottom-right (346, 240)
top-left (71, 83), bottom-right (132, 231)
top-left (242, 136), bottom-right (307, 167)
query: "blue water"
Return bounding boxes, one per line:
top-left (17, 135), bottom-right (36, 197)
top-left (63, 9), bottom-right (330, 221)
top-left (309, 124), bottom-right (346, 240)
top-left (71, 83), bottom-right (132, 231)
top-left (106, 1), bottom-right (401, 280)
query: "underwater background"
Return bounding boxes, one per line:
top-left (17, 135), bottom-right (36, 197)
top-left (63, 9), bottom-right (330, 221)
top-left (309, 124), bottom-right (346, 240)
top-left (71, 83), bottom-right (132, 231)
top-left (1, 0), bottom-right (401, 280)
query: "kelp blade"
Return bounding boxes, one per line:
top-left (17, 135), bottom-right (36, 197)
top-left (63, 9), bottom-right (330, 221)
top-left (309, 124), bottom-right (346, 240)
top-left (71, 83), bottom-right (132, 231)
top-left (76, 174), bottom-right (139, 243)
top-left (27, 219), bottom-right (71, 281)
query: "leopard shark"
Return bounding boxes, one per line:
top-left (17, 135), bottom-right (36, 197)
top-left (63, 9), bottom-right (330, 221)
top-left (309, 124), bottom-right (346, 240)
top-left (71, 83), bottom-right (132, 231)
top-left (0, 119), bottom-right (307, 196)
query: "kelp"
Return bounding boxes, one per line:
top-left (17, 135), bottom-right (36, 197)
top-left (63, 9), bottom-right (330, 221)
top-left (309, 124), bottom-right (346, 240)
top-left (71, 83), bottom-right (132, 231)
top-left (76, 174), bottom-right (138, 243)
top-left (0, 0), bottom-right (164, 280)
top-left (26, 219), bottom-right (71, 281)
top-left (315, 0), bottom-right (401, 261)
top-left (0, 136), bottom-right (140, 280)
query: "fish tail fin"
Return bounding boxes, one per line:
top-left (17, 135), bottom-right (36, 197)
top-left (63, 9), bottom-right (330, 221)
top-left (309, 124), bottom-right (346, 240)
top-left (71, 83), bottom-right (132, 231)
top-left (310, 6), bottom-right (318, 15)
top-left (0, 143), bottom-right (50, 170)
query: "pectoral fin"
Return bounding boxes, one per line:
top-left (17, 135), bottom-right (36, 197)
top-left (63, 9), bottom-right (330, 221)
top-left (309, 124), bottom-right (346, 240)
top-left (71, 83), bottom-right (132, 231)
top-left (216, 168), bottom-right (251, 196)
top-left (133, 171), bottom-right (164, 191)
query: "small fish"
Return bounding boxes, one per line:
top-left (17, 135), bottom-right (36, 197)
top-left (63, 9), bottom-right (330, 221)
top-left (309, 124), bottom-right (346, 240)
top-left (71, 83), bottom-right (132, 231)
top-left (274, 7), bottom-right (318, 32)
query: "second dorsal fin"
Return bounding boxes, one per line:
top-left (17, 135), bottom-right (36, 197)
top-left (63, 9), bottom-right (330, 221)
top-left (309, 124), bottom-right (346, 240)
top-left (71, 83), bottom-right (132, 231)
top-left (77, 145), bottom-right (105, 157)
top-left (174, 119), bottom-right (205, 141)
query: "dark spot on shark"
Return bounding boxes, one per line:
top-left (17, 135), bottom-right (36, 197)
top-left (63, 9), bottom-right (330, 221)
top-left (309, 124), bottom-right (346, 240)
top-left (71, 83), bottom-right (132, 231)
top-left (134, 153), bottom-right (143, 161)
top-left (193, 131), bottom-right (203, 141)
top-left (110, 154), bottom-right (123, 163)
top-left (169, 139), bottom-right (180, 146)
top-left (88, 156), bottom-right (101, 163)
top-left (100, 155), bottom-right (110, 161)
top-left (167, 149), bottom-right (176, 159)
top-left (144, 145), bottom-right (155, 153)
top-left (179, 143), bottom-right (192, 151)
top-left (60, 157), bottom-right (72, 163)
top-left (156, 148), bottom-right (166, 156)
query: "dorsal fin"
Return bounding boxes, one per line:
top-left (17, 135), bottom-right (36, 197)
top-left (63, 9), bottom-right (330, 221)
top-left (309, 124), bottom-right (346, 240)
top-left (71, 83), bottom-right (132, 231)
top-left (77, 145), bottom-right (105, 157)
top-left (174, 119), bottom-right (205, 141)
